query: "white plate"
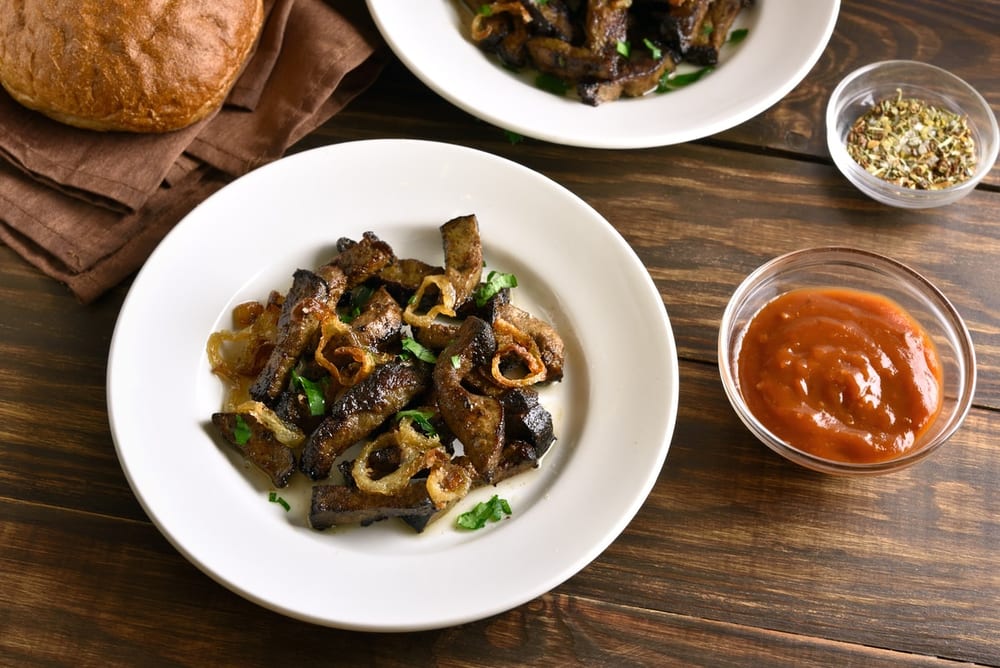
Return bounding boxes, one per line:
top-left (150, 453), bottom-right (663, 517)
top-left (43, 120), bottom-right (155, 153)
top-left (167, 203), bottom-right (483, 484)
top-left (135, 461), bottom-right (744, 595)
top-left (108, 139), bottom-right (678, 631)
top-left (367, 0), bottom-right (840, 148)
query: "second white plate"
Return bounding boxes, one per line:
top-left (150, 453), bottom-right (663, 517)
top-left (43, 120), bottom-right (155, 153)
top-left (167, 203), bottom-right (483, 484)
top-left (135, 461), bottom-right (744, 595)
top-left (367, 0), bottom-right (840, 148)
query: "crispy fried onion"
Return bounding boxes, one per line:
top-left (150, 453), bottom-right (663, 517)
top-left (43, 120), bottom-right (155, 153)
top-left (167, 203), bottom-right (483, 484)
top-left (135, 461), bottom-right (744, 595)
top-left (353, 418), bottom-right (443, 496)
top-left (424, 450), bottom-right (475, 509)
top-left (314, 314), bottom-right (386, 386)
top-left (402, 274), bottom-right (457, 328)
top-left (490, 317), bottom-right (547, 387)
top-left (233, 400), bottom-right (306, 447)
top-left (207, 298), bottom-right (281, 411)
top-left (322, 346), bottom-right (376, 386)
top-left (471, 2), bottom-right (533, 42)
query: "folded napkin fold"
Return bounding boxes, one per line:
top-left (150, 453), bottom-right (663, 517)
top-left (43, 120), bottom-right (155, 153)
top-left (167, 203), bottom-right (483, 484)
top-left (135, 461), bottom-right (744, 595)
top-left (0, 0), bottom-right (387, 303)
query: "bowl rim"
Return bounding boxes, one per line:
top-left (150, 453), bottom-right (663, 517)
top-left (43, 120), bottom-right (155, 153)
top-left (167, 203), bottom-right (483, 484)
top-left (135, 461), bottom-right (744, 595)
top-left (718, 246), bottom-right (978, 475)
top-left (825, 59), bottom-right (1000, 204)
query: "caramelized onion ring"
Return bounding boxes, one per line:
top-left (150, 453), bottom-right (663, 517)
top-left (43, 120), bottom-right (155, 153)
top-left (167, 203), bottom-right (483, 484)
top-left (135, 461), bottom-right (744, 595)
top-left (471, 2), bottom-right (533, 41)
top-left (491, 343), bottom-right (547, 387)
top-left (233, 400), bottom-right (306, 447)
top-left (353, 419), bottom-right (442, 496)
top-left (207, 299), bottom-right (281, 410)
top-left (403, 274), bottom-right (457, 328)
top-left (424, 450), bottom-right (475, 509)
top-left (322, 345), bottom-right (376, 387)
top-left (314, 314), bottom-right (363, 384)
top-left (490, 318), bottom-right (547, 387)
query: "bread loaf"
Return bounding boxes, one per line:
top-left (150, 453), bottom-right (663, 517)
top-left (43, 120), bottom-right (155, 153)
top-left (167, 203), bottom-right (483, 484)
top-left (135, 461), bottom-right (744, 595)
top-left (0, 0), bottom-right (264, 133)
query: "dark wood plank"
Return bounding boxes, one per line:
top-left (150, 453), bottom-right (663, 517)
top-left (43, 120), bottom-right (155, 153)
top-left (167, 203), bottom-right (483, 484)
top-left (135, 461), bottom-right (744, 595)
top-left (0, 496), bottom-right (976, 667)
top-left (718, 0), bottom-right (1000, 190)
top-left (316, 87), bottom-right (1000, 406)
top-left (1, 2), bottom-right (998, 664)
top-left (0, 244), bottom-right (144, 521)
top-left (562, 361), bottom-right (1000, 665)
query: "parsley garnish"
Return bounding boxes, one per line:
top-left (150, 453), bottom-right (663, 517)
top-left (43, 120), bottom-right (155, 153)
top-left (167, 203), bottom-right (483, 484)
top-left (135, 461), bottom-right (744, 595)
top-left (474, 270), bottom-right (518, 307)
top-left (656, 66), bottom-right (714, 93)
top-left (505, 129), bottom-right (525, 145)
top-left (341, 284), bottom-right (374, 323)
top-left (643, 38), bottom-right (662, 60)
top-left (291, 369), bottom-right (326, 416)
top-left (535, 73), bottom-right (570, 96)
top-left (401, 337), bottom-right (437, 364)
top-left (616, 40), bottom-right (631, 58)
top-left (727, 28), bottom-right (749, 45)
top-left (450, 354), bottom-right (461, 369)
top-left (268, 491), bottom-right (291, 512)
top-left (397, 409), bottom-right (438, 437)
top-left (233, 414), bottom-right (252, 445)
top-left (456, 495), bottom-right (512, 530)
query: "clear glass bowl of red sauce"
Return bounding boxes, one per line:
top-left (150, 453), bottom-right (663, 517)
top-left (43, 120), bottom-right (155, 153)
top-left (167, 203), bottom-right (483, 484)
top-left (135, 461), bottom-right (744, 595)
top-left (827, 60), bottom-right (999, 209)
top-left (719, 247), bottom-right (976, 475)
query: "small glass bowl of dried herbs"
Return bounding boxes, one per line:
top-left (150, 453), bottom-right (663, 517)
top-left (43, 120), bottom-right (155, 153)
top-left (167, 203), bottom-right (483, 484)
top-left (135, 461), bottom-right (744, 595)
top-left (826, 60), bottom-right (998, 208)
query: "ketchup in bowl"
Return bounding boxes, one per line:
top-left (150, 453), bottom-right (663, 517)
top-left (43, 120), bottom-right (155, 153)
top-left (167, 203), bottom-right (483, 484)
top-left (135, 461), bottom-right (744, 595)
top-left (736, 287), bottom-right (944, 464)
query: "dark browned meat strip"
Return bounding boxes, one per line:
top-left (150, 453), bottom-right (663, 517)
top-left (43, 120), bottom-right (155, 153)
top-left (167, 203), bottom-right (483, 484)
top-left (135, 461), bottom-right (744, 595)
top-left (412, 321), bottom-right (460, 353)
top-left (249, 268), bottom-right (338, 404)
top-left (500, 387), bottom-right (555, 458)
top-left (585, 0), bottom-right (632, 55)
top-left (466, 4), bottom-right (533, 69)
top-left (520, 0), bottom-right (575, 41)
top-left (322, 285), bottom-right (402, 355)
top-left (494, 302), bottom-right (566, 382)
top-left (351, 286), bottom-right (403, 349)
top-left (441, 214), bottom-right (485, 307)
top-left (210, 412), bottom-right (297, 488)
top-left (322, 231), bottom-right (396, 288)
top-left (377, 257), bottom-right (443, 300)
top-left (578, 50), bottom-right (675, 105)
top-left (526, 36), bottom-right (620, 82)
top-left (309, 480), bottom-right (436, 530)
top-left (300, 360), bottom-right (431, 480)
top-left (433, 317), bottom-right (505, 483)
top-left (250, 233), bottom-right (396, 405)
top-left (656, 0), bottom-right (751, 65)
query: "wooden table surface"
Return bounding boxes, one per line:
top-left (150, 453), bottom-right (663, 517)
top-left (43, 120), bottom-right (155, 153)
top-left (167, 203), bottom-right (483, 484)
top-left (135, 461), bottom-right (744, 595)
top-left (3, 1), bottom-right (999, 665)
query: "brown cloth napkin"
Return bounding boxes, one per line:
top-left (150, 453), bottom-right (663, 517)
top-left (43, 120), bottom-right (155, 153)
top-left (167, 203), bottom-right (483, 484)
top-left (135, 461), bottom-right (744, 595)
top-left (0, 0), bottom-right (387, 303)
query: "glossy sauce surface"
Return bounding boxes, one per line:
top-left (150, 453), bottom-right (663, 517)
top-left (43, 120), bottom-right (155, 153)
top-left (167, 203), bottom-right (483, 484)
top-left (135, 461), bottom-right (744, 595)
top-left (737, 287), bottom-right (944, 463)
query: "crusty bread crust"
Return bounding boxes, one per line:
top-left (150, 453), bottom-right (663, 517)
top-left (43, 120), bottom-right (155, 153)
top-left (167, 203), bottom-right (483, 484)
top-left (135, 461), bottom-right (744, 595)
top-left (0, 0), bottom-right (264, 133)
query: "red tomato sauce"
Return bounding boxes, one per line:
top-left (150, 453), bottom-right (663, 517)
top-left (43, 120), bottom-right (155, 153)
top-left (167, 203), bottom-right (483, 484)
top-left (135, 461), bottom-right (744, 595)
top-left (736, 287), bottom-right (943, 463)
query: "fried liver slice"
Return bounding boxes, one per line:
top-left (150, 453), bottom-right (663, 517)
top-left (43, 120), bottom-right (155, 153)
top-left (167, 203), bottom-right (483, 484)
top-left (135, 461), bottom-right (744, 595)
top-left (300, 360), bottom-right (431, 480)
top-left (433, 317), bottom-right (505, 483)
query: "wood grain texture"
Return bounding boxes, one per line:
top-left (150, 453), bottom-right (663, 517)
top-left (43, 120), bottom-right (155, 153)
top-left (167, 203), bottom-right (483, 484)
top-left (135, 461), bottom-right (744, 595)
top-left (316, 60), bottom-right (1000, 407)
top-left (1, 0), bottom-right (999, 664)
top-left (1, 362), bottom-right (995, 665)
top-left (564, 362), bottom-right (1000, 665)
top-left (719, 0), bottom-right (1000, 191)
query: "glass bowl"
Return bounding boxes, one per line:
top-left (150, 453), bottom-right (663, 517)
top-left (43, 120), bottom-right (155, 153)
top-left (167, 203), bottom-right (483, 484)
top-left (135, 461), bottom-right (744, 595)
top-left (826, 60), bottom-right (999, 208)
top-left (719, 247), bottom-right (977, 475)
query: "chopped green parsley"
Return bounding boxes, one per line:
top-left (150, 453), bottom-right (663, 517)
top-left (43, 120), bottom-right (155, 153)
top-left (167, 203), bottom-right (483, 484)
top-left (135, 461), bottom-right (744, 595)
top-left (456, 495), bottom-right (512, 530)
top-left (291, 369), bottom-right (326, 416)
top-left (396, 409), bottom-right (438, 437)
top-left (233, 414), bottom-right (252, 446)
top-left (401, 337), bottom-right (437, 364)
top-left (474, 270), bottom-right (518, 307)
top-left (268, 491), bottom-right (291, 512)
